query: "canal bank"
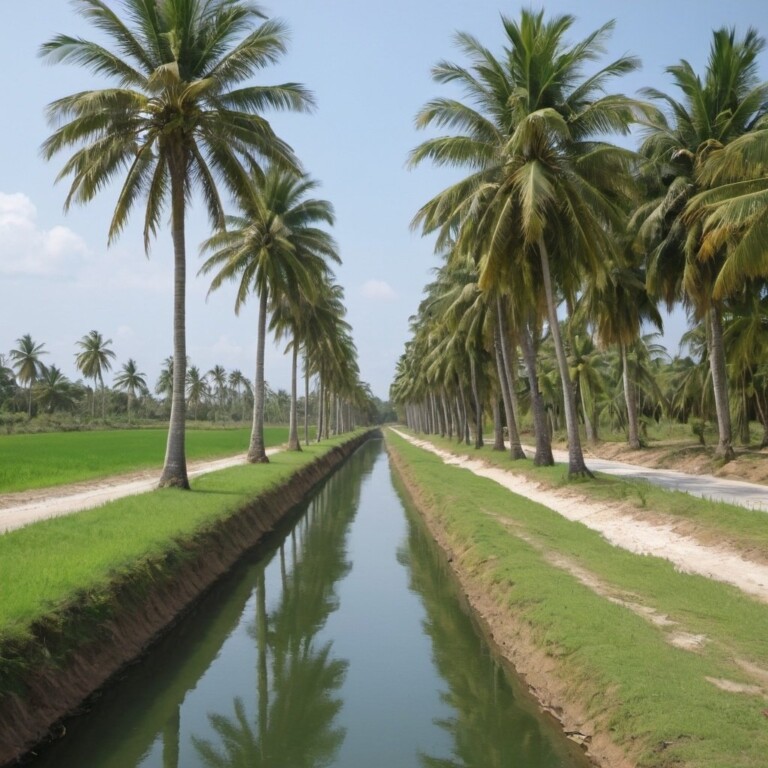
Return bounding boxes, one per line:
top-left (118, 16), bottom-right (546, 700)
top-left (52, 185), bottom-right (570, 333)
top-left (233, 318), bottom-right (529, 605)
top-left (385, 430), bottom-right (768, 768)
top-left (20, 437), bottom-right (590, 768)
top-left (0, 429), bottom-right (377, 766)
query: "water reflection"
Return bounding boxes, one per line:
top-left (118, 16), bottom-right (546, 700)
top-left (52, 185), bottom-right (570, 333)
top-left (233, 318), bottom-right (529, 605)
top-left (29, 441), bottom-right (586, 768)
top-left (191, 447), bottom-right (378, 768)
top-left (394, 471), bottom-right (588, 768)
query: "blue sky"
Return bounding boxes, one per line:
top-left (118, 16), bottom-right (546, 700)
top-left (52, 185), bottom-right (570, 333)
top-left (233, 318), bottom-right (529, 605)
top-left (1, 1), bottom-right (767, 399)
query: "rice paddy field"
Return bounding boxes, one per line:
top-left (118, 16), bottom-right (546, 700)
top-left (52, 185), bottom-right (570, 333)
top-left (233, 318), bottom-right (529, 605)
top-left (0, 426), bottom-right (291, 493)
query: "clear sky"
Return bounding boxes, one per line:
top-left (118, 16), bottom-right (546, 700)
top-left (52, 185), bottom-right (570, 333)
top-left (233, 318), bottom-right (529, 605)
top-left (1, 1), bottom-right (767, 400)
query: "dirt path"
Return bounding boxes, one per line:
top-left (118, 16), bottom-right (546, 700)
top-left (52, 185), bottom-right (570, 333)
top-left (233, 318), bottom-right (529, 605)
top-left (0, 447), bottom-right (283, 534)
top-left (394, 430), bottom-right (768, 604)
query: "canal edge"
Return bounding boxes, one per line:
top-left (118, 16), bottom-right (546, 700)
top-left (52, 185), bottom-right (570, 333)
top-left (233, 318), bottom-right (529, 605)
top-left (384, 433), bottom-right (636, 768)
top-left (0, 429), bottom-right (381, 767)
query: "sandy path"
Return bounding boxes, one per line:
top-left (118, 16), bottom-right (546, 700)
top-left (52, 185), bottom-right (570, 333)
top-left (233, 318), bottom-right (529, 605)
top-left (394, 431), bottom-right (768, 604)
top-left (543, 446), bottom-right (768, 511)
top-left (0, 447), bottom-right (283, 534)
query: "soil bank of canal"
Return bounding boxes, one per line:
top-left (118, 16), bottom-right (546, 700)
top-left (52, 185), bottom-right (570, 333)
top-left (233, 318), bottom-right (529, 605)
top-left (22, 437), bottom-right (590, 768)
top-left (0, 430), bottom-right (376, 766)
top-left (385, 437), bottom-right (636, 768)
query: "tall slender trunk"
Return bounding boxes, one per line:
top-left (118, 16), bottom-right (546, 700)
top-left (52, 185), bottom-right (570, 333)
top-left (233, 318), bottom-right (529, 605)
top-left (492, 398), bottom-right (505, 450)
top-left (497, 296), bottom-right (523, 428)
top-left (579, 375), bottom-right (597, 444)
top-left (709, 306), bottom-right (735, 461)
top-left (622, 343), bottom-right (642, 450)
top-left (538, 238), bottom-right (590, 476)
top-left (469, 357), bottom-right (483, 449)
top-left (247, 288), bottom-right (269, 463)
top-left (519, 322), bottom-right (554, 466)
top-left (159, 165), bottom-right (189, 488)
top-left (494, 304), bottom-right (525, 459)
top-left (288, 337), bottom-right (301, 451)
top-left (316, 378), bottom-right (324, 442)
top-left (100, 372), bottom-right (107, 421)
top-left (304, 357), bottom-right (310, 446)
top-left (441, 390), bottom-right (452, 439)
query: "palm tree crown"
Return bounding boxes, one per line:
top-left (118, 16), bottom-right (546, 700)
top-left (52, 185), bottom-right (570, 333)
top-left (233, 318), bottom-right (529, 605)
top-left (200, 166), bottom-right (338, 462)
top-left (41, 0), bottom-right (314, 487)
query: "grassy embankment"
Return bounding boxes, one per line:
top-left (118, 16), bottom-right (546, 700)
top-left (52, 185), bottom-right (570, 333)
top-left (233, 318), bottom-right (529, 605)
top-left (386, 429), bottom-right (768, 768)
top-left (0, 431), bottom-right (364, 651)
top-left (421, 432), bottom-right (768, 559)
top-left (0, 426), bottom-right (292, 493)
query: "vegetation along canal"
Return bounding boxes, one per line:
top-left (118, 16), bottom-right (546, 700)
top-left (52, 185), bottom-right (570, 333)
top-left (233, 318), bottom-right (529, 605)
top-left (29, 439), bottom-right (589, 767)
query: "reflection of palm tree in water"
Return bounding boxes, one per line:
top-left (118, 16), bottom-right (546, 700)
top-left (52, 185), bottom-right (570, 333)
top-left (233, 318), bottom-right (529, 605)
top-left (193, 443), bottom-right (379, 767)
top-left (397, 496), bottom-right (588, 768)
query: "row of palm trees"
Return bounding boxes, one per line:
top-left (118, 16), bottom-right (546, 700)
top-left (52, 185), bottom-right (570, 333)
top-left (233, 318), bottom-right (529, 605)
top-left (39, 0), bottom-right (373, 487)
top-left (391, 10), bottom-right (768, 476)
top-left (1, 337), bottom-right (373, 434)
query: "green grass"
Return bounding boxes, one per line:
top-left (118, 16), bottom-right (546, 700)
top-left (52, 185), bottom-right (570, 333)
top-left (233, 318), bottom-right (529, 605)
top-left (387, 430), bottom-right (768, 768)
top-left (0, 433), bottom-right (360, 646)
top-left (0, 426), bottom-right (291, 493)
top-left (420, 432), bottom-right (768, 561)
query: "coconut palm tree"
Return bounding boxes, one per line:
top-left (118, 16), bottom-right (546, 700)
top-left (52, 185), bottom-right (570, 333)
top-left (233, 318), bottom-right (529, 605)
top-left (114, 358), bottom-right (148, 424)
top-left (637, 27), bottom-right (768, 460)
top-left (75, 330), bottom-right (116, 419)
top-left (207, 364), bottom-right (228, 422)
top-left (155, 356), bottom-right (175, 404)
top-left (200, 167), bottom-right (338, 462)
top-left (410, 10), bottom-right (644, 476)
top-left (186, 365), bottom-right (208, 421)
top-left (10, 334), bottom-right (48, 418)
top-left (0, 355), bottom-right (15, 411)
top-left (229, 369), bottom-right (251, 421)
top-left (41, 0), bottom-right (313, 487)
top-left (35, 366), bottom-right (79, 414)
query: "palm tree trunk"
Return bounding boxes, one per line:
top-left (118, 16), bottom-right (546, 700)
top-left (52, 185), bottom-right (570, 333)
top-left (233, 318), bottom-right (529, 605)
top-left (519, 322), bottom-right (554, 466)
top-left (492, 398), bottom-right (505, 450)
top-left (441, 390), bottom-right (452, 439)
top-left (469, 357), bottom-right (483, 449)
top-left (159, 167), bottom-right (189, 489)
top-left (304, 357), bottom-right (310, 446)
top-left (538, 238), bottom-right (591, 477)
top-left (494, 305), bottom-right (525, 459)
top-left (709, 306), bottom-right (735, 461)
top-left (622, 343), bottom-right (642, 449)
top-left (100, 372), bottom-right (107, 421)
top-left (316, 378), bottom-right (324, 442)
top-left (288, 337), bottom-right (301, 451)
top-left (247, 288), bottom-right (269, 463)
top-left (579, 376), bottom-right (597, 444)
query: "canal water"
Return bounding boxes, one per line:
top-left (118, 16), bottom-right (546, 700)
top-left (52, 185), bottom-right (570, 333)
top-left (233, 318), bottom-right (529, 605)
top-left (31, 439), bottom-right (589, 768)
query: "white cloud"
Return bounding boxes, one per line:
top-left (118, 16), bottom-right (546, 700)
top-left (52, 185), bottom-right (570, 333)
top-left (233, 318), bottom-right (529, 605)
top-left (0, 192), bottom-right (89, 277)
top-left (361, 279), bottom-right (397, 301)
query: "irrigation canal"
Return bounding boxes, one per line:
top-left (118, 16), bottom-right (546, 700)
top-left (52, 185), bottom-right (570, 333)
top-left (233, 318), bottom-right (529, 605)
top-left (30, 438), bottom-right (589, 768)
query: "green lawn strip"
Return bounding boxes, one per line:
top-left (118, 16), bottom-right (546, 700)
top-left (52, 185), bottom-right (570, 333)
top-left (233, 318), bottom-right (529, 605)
top-left (387, 431), bottom-right (768, 768)
top-left (0, 433), bottom-right (360, 646)
top-left (0, 426), bottom-right (290, 493)
top-left (417, 432), bottom-right (768, 562)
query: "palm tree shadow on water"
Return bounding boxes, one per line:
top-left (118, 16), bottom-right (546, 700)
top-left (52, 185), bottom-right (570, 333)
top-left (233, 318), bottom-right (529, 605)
top-left (391, 469), bottom-right (591, 768)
